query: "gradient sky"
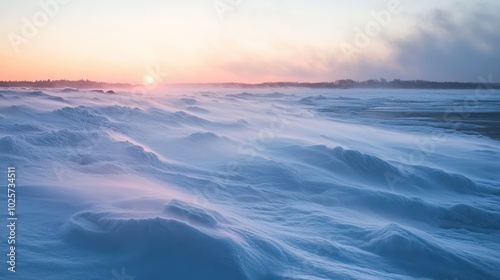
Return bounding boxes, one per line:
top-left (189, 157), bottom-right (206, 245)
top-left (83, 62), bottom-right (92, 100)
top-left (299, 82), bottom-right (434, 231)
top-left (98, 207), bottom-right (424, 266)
top-left (1, 0), bottom-right (499, 84)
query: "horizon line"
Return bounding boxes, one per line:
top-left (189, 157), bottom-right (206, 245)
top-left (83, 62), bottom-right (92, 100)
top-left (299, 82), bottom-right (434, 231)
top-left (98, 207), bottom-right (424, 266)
top-left (1, 78), bottom-right (499, 87)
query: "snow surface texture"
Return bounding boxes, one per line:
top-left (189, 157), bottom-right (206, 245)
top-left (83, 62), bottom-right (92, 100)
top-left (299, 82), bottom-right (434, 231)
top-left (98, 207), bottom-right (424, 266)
top-left (0, 87), bottom-right (499, 280)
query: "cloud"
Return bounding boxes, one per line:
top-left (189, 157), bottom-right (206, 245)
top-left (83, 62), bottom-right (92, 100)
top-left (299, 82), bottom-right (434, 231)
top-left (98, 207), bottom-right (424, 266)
top-left (265, 3), bottom-right (500, 83)
top-left (209, 3), bottom-right (500, 83)
top-left (378, 5), bottom-right (500, 81)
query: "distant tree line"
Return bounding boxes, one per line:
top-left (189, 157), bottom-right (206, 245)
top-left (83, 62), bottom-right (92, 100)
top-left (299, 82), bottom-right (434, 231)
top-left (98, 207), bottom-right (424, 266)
top-left (0, 79), bottom-right (133, 89)
top-left (1, 78), bottom-right (499, 90)
top-left (200, 79), bottom-right (500, 89)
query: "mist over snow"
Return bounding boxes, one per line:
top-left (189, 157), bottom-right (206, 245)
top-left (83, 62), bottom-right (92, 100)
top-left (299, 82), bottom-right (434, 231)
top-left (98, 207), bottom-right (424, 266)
top-left (0, 87), bottom-right (499, 279)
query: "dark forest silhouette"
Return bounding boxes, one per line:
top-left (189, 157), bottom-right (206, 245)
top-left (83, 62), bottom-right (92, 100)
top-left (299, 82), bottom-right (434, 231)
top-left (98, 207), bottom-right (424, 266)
top-left (1, 79), bottom-right (499, 90)
top-left (0, 79), bottom-right (132, 89)
top-left (199, 79), bottom-right (500, 89)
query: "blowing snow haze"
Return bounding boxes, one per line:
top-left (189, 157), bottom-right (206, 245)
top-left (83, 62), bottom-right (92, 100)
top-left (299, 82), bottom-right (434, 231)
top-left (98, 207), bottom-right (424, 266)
top-left (1, 1), bottom-right (500, 280)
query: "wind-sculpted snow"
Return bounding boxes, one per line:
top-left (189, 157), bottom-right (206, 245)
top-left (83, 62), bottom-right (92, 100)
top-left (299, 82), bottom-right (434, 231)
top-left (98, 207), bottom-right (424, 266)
top-left (0, 87), bottom-right (499, 279)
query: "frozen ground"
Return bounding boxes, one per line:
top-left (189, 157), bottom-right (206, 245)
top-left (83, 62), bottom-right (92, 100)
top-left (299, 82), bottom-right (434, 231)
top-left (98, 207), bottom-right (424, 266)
top-left (0, 87), bottom-right (499, 279)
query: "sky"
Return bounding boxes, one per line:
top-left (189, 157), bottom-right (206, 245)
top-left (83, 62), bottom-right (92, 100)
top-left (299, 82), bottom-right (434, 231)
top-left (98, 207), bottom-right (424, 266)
top-left (1, 0), bottom-right (499, 84)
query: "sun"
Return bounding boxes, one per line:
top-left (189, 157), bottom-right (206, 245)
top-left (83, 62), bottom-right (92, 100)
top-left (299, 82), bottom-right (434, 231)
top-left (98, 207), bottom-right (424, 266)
top-left (145, 75), bottom-right (155, 85)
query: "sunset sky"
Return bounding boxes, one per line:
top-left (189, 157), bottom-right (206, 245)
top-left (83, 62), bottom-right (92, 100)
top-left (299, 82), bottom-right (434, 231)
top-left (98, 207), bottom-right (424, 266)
top-left (1, 0), bottom-right (499, 84)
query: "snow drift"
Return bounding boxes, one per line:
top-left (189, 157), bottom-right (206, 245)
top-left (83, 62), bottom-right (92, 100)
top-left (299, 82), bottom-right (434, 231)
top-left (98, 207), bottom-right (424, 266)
top-left (0, 87), bottom-right (499, 279)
